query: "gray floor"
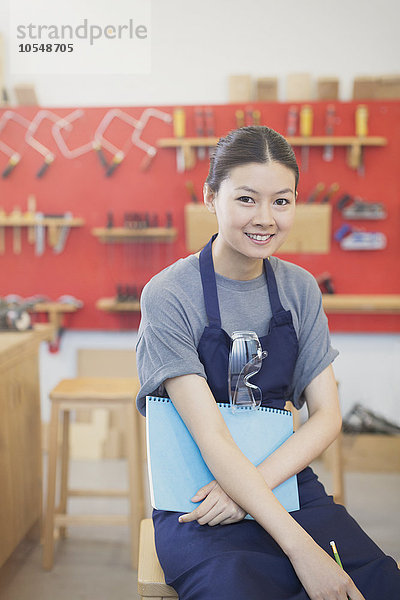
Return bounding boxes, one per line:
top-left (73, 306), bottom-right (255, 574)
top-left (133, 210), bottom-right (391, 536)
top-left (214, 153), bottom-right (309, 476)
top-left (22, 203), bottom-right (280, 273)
top-left (0, 458), bottom-right (399, 600)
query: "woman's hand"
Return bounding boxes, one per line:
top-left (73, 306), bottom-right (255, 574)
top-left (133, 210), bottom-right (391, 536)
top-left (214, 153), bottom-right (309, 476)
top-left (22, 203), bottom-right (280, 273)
top-left (178, 480), bottom-right (246, 526)
top-left (289, 538), bottom-right (366, 600)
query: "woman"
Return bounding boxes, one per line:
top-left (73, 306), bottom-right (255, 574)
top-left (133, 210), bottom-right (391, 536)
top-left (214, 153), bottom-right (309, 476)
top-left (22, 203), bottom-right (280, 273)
top-left (136, 126), bottom-right (400, 599)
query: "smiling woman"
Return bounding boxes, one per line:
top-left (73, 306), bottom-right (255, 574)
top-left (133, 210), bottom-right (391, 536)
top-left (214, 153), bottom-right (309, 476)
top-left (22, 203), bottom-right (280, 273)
top-left (136, 126), bottom-right (400, 600)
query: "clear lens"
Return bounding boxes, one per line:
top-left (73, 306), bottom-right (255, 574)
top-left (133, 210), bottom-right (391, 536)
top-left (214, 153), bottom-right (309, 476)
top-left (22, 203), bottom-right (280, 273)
top-left (228, 331), bottom-right (267, 411)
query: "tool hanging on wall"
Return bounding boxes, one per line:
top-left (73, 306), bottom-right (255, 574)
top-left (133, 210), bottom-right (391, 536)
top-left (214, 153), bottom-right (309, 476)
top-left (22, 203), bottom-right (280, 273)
top-left (316, 272), bottom-right (335, 294)
top-left (131, 108), bottom-right (172, 171)
top-left (185, 180), bottom-right (199, 203)
top-left (95, 107), bottom-right (172, 176)
top-left (25, 109), bottom-right (67, 177)
top-left (334, 223), bottom-right (387, 250)
top-left (0, 138), bottom-right (20, 178)
top-left (205, 108), bottom-right (215, 157)
top-left (299, 105), bottom-right (313, 172)
top-left (52, 109), bottom-right (94, 160)
top-left (347, 104), bottom-right (369, 175)
top-left (10, 206), bottom-right (22, 254)
top-left (341, 196), bottom-right (387, 220)
top-left (0, 111), bottom-right (31, 176)
top-left (173, 107), bottom-right (186, 173)
top-left (0, 206), bottom-right (5, 254)
top-left (321, 182), bottom-right (340, 203)
top-left (323, 104), bottom-right (336, 161)
top-left (26, 194), bottom-right (36, 245)
top-left (194, 107), bottom-right (206, 160)
top-left (286, 106), bottom-right (298, 136)
top-left (306, 182), bottom-right (325, 203)
top-left (235, 109), bottom-right (245, 128)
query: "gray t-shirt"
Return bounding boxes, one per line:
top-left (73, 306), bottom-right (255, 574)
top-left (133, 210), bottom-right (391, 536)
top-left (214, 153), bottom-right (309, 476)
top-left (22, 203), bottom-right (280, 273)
top-left (135, 254), bottom-right (338, 415)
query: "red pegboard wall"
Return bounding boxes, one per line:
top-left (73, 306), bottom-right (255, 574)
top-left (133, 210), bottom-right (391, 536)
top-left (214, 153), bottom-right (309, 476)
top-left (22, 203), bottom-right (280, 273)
top-left (0, 101), bottom-right (399, 332)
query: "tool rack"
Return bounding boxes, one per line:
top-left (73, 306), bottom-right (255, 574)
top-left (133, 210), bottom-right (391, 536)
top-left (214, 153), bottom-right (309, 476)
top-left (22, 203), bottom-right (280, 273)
top-left (0, 215), bottom-right (84, 227)
top-left (30, 302), bottom-right (81, 331)
top-left (96, 298), bottom-right (141, 312)
top-left (157, 136), bottom-right (387, 171)
top-left (91, 226), bottom-right (177, 243)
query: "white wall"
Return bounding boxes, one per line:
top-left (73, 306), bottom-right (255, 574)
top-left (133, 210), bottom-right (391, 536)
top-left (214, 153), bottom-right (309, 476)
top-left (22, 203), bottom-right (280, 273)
top-left (1, 0), bottom-right (399, 425)
top-left (1, 0), bottom-right (400, 105)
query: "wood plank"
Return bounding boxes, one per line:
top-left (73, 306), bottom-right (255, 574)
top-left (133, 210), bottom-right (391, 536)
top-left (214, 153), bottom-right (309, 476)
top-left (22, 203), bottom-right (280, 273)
top-left (54, 514), bottom-right (129, 526)
top-left (138, 519), bottom-right (178, 598)
top-left (322, 294), bottom-right (400, 313)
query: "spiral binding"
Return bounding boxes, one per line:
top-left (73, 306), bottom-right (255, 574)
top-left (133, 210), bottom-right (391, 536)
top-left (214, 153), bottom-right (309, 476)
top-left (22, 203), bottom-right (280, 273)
top-left (147, 396), bottom-right (291, 416)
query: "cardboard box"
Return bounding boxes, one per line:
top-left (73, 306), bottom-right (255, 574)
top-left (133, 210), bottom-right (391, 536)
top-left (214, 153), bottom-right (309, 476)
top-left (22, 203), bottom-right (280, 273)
top-left (376, 75), bottom-right (400, 99)
top-left (352, 76), bottom-right (380, 99)
top-left (286, 73), bottom-right (312, 101)
top-left (256, 77), bottom-right (278, 101)
top-left (228, 75), bottom-right (253, 103)
top-left (317, 77), bottom-right (339, 100)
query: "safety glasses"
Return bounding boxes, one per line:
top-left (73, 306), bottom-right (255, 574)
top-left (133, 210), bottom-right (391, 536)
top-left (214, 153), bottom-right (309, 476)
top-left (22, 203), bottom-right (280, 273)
top-left (228, 331), bottom-right (267, 412)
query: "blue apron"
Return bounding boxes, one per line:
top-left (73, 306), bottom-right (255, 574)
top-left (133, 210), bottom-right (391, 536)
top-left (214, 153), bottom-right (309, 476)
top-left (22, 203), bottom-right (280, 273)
top-left (153, 235), bottom-right (400, 599)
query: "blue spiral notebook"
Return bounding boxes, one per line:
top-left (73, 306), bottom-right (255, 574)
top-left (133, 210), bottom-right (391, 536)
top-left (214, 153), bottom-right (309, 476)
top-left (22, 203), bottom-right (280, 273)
top-left (146, 396), bottom-right (299, 516)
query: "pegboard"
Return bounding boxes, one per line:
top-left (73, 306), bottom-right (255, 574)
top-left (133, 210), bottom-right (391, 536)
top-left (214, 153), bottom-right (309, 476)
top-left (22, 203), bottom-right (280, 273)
top-left (0, 101), bottom-right (399, 333)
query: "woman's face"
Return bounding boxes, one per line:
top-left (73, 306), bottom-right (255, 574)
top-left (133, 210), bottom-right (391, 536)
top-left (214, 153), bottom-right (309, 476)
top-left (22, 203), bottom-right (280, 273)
top-left (205, 161), bottom-right (296, 275)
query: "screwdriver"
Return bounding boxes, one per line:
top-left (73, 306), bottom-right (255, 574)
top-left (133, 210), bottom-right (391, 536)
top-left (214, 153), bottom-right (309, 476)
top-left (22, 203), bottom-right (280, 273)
top-left (286, 106), bottom-right (298, 136)
top-left (173, 108), bottom-right (186, 172)
top-left (355, 104), bottom-right (368, 175)
top-left (323, 104), bottom-right (336, 162)
top-left (235, 110), bottom-right (245, 128)
top-left (300, 105), bottom-right (313, 172)
top-left (194, 107), bottom-right (206, 160)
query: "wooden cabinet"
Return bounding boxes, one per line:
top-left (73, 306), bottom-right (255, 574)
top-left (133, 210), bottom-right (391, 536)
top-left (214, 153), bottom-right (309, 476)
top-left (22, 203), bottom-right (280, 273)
top-left (0, 325), bottom-right (52, 567)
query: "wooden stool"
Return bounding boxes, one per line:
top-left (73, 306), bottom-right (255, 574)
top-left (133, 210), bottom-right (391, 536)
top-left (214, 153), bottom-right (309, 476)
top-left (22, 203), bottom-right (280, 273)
top-left (138, 519), bottom-right (178, 599)
top-left (42, 377), bottom-right (145, 570)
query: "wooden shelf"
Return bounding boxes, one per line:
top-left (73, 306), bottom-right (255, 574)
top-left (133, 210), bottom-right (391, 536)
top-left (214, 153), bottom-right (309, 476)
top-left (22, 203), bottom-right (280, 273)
top-left (30, 302), bottom-right (80, 330)
top-left (322, 294), bottom-right (400, 314)
top-left (96, 298), bottom-right (140, 312)
top-left (157, 136), bottom-right (387, 149)
top-left (0, 217), bottom-right (84, 227)
top-left (92, 227), bottom-right (177, 243)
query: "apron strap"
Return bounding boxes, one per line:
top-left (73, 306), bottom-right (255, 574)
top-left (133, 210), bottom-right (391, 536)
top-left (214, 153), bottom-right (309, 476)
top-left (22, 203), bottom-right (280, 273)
top-left (199, 234), bottom-right (221, 328)
top-left (264, 258), bottom-right (286, 314)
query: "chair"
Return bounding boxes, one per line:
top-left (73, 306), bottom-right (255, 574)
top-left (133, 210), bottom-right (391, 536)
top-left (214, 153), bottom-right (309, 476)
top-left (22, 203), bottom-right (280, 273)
top-left (138, 519), bottom-right (178, 599)
top-left (42, 377), bottom-right (145, 570)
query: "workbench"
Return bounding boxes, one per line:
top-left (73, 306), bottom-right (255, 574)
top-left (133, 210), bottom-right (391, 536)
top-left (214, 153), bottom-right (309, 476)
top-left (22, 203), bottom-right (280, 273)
top-left (0, 324), bottom-right (53, 568)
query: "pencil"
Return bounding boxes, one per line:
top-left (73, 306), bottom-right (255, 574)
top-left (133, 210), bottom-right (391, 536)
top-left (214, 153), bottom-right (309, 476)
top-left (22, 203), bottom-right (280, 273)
top-left (330, 541), bottom-right (352, 600)
top-left (330, 540), bottom-right (343, 568)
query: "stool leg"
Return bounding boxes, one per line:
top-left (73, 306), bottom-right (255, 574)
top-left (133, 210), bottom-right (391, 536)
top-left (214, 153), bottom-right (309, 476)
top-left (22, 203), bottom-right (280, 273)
top-left (43, 400), bottom-right (60, 570)
top-left (58, 409), bottom-right (70, 539)
top-left (332, 431), bottom-right (345, 505)
top-left (126, 402), bottom-right (145, 570)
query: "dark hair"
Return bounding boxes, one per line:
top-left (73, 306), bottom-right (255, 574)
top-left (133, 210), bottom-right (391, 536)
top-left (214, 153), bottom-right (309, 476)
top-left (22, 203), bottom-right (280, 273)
top-left (205, 126), bottom-right (299, 193)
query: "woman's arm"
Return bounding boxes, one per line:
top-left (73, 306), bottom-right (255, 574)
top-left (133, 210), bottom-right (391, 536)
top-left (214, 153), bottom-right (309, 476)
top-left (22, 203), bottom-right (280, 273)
top-left (257, 364), bottom-right (342, 489)
top-left (164, 373), bottom-right (364, 600)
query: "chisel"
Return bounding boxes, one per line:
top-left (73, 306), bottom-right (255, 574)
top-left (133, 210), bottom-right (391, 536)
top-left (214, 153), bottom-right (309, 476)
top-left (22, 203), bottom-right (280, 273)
top-left (355, 104), bottom-right (368, 176)
top-left (300, 105), bottom-right (313, 172)
top-left (185, 180), bottom-right (199, 203)
top-left (323, 104), bottom-right (335, 161)
top-left (205, 108), bottom-right (215, 157)
top-left (321, 182), bottom-right (339, 203)
top-left (286, 106), bottom-right (298, 136)
top-left (11, 207), bottom-right (22, 254)
top-left (235, 110), bottom-right (245, 128)
top-left (0, 207), bottom-right (5, 254)
top-left (173, 108), bottom-right (186, 172)
top-left (194, 108), bottom-right (206, 160)
top-left (26, 194), bottom-right (36, 244)
top-left (306, 182), bottom-right (325, 204)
